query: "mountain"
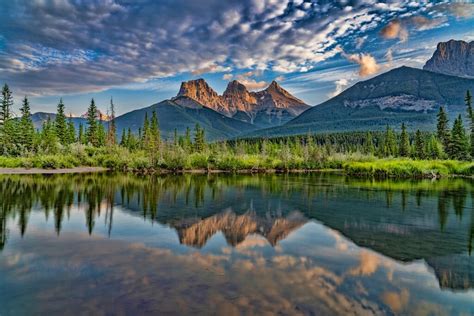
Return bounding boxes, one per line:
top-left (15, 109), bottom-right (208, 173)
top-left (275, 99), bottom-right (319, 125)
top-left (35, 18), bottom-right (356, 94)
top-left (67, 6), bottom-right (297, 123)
top-left (245, 66), bottom-right (474, 138)
top-left (31, 112), bottom-right (88, 130)
top-left (424, 40), bottom-right (474, 78)
top-left (114, 98), bottom-right (256, 141)
top-left (173, 79), bottom-right (309, 128)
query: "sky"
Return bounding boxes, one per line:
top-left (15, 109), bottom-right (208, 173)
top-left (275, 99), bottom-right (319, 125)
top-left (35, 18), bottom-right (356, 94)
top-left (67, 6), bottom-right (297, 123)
top-left (0, 0), bottom-right (473, 116)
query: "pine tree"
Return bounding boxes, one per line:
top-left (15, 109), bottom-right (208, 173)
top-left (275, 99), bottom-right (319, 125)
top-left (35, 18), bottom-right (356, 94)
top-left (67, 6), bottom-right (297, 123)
top-left (97, 123), bottom-right (106, 147)
top-left (413, 129), bottom-right (425, 159)
top-left (382, 125), bottom-right (397, 157)
top-left (40, 117), bottom-right (59, 154)
top-left (67, 115), bottom-right (76, 144)
top-left (194, 123), bottom-right (205, 152)
top-left (55, 98), bottom-right (68, 145)
top-left (86, 99), bottom-right (98, 146)
top-left (18, 96), bottom-right (35, 152)
top-left (399, 123), bottom-right (410, 157)
top-left (426, 135), bottom-right (443, 160)
top-left (465, 90), bottom-right (474, 158)
top-left (78, 124), bottom-right (85, 144)
top-left (364, 132), bottom-right (375, 155)
top-left (0, 84), bottom-right (13, 127)
top-left (107, 98), bottom-right (117, 146)
top-left (185, 127), bottom-right (191, 151)
top-left (450, 115), bottom-right (469, 160)
top-left (120, 128), bottom-right (127, 147)
top-left (436, 106), bottom-right (450, 152)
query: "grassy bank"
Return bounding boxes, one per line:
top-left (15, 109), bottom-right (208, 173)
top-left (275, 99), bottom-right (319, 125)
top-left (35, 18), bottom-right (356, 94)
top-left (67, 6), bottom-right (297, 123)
top-left (344, 159), bottom-right (474, 178)
top-left (0, 145), bottom-right (473, 178)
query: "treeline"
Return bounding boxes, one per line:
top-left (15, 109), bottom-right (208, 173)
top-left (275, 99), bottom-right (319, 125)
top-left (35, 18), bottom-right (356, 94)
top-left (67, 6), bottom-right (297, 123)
top-left (0, 83), bottom-right (473, 171)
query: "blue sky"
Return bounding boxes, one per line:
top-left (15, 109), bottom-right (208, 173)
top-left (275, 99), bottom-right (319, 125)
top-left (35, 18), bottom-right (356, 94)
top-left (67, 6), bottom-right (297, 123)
top-left (0, 0), bottom-right (473, 116)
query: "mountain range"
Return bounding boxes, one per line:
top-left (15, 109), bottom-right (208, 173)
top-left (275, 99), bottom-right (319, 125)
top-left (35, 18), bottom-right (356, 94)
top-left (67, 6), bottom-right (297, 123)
top-left (31, 40), bottom-right (474, 140)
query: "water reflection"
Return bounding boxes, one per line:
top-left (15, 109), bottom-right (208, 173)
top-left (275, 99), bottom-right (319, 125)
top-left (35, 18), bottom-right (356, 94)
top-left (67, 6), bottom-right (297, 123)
top-left (1, 173), bottom-right (474, 314)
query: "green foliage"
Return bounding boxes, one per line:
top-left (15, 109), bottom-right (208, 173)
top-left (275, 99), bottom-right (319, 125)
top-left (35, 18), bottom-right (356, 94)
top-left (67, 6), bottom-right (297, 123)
top-left (449, 115), bottom-right (469, 160)
top-left (55, 99), bottom-right (68, 145)
top-left (18, 96), bottom-right (35, 153)
top-left (399, 123), bottom-right (410, 157)
top-left (86, 98), bottom-right (99, 146)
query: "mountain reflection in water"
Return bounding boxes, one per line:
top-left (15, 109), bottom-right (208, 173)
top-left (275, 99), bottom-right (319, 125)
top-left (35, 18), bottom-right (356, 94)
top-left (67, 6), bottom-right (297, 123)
top-left (0, 173), bottom-right (473, 315)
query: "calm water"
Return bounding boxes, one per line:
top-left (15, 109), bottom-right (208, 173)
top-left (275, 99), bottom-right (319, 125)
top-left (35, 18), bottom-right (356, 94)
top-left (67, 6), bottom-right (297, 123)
top-left (0, 173), bottom-right (473, 315)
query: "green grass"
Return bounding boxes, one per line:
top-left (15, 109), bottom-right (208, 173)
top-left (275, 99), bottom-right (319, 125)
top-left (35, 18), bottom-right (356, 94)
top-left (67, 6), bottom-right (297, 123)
top-left (1, 145), bottom-right (474, 178)
top-left (344, 159), bottom-right (474, 178)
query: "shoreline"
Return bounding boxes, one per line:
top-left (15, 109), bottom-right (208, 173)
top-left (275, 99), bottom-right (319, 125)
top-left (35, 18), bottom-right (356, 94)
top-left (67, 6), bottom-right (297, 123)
top-left (0, 167), bottom-right (108, 174)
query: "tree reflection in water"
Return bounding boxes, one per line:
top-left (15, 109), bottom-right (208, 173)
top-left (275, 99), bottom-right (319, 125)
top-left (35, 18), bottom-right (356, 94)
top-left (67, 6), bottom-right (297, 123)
top-left (0, 172), bottom-right (473, 290)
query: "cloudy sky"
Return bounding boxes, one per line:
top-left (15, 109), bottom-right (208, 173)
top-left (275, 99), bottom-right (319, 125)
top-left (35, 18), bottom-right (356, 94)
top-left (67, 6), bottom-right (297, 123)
top-left (0, 0), bottom-right (473, 115)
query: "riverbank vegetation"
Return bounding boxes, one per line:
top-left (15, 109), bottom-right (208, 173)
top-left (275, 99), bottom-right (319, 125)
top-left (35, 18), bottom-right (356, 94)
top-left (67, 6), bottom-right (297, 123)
top-left (1, 84), bottom-right (474, 178)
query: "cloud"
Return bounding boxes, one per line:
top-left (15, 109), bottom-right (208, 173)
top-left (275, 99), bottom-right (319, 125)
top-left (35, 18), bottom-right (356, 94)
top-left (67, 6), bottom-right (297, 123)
top-left (225, 71), bottom-right (268, 90)
top-left (355, 36), bottom-right (368, 49)
top-left (191, 64), bottom-right (231, 76)
top-left (0, 0), bottom-right (437, 96)
top-left (328, 79), bottom-right (349, 98)
top-left (410, 16), bottom-right (447, 31)
top-left (385, 48), bottom-right (393, 66)
top-left (344, 53), bottom-right (381, 77)
top-left (380, 20), bottom-right (408, 42)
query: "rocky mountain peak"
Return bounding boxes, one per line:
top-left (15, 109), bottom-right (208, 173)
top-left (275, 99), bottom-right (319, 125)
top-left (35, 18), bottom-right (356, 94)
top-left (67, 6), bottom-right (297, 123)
top-left (223, 80), bottom-right (249, 96)
top-left (423, 39), bottom-right (474, 77)
top-left (173, 78), bottom-right (309, 120)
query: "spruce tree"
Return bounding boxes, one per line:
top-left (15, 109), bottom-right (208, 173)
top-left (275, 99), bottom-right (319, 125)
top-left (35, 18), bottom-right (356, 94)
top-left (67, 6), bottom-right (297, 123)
top-left (67, 115), bottom-right (76, 144)
top-left (107, 98), bottom-right (116, 146)
top-left (120, 128), bottom-right (127, 147)
top-left (436, 106), bottom-right (450, 152)
top-left (86, 99), bottom-right (98, 146)
top-left (55, 98), bottom-right (68, 145)
top-left (0, 84), bottom-right (13, 127)
top-left (18, 96), bottom-right (35, 152)
top-left (142, 113), bottom-right (149, 148)
top-left (194, 123), bottom-right (205, 152)
top-left (450, 115), bottom-right (469, 160)
top-left (465, 90), bottom-right (474, 158)
top-left (399, 123), bottom-right (410, 157)
top-left (383, 125), bottom-right (397, 157)
top-left (78, 124), bottom-right (84, 145)
top-left (414, 130), bottom-right (425, 159)
top-left (364, 131), bottom-right (375, 155)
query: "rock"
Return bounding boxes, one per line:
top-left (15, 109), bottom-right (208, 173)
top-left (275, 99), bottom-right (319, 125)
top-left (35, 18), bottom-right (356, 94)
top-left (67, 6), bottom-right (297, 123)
top-left (423, 40), bottom-right (474, 78)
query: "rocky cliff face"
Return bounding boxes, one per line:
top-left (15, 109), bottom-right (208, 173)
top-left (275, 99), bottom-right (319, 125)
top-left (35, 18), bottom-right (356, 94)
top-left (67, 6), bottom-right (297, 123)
top-left (423, 40), bottom-right (474, 77)
top-left (176, 78), bottom-right (229, 115)
top-left (173, 78), bottom-right (309, 124)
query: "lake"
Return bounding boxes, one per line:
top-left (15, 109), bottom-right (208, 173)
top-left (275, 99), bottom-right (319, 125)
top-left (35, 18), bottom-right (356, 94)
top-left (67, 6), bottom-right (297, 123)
top-left (0, 173), bottom-right (473, 315)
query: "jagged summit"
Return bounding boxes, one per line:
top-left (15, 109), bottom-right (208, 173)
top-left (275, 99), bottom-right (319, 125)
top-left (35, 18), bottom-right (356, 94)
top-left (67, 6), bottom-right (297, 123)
top-left (423, 40), bottom-right (474, 78)
top-left (172, 78), bottom-right (309, 125)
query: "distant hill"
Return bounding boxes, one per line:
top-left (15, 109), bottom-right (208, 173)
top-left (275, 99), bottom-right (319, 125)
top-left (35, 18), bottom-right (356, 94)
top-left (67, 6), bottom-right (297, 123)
top-left (245, 66), bottom-right (474, 138)
top-left (31, 112), bottom-right (88, 131)
top-left (114, 98), bottom-right (256, 141)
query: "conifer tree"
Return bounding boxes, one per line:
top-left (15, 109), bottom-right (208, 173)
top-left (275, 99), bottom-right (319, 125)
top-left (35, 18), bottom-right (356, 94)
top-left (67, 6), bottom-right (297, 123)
top-left (107, 98), bottom-right (117, 146)
top-left (55, 98), bottom-right (68, 145)
top-left (450, 115), bottom-right (469, 160)
top-left (414, 129), bottom-right (425, 159)
top-left (436, 106), bottom-right (450, 152)
top-left (194, 123), bottom-right (205, 152)
top-left (364, 131), bottom-right (375, 155)
top-left (86, 99), bottom-right (98, 146)
top-left (185, 127), bottom-right (191, 151)
top-left (0, 84), bottom-right (13, 127)
top-left (78, 123), bottom-right (85, 145)
top-left (383, 125), bottom-right (397, 157)
top-left (67, 115), bottom-right (76, 144)
top-left (18, 96), bottom-right (35, 152)
top-left (465, 90), bottom-right (474, 158)
top-left (399, 123), bottom-right (410, 157)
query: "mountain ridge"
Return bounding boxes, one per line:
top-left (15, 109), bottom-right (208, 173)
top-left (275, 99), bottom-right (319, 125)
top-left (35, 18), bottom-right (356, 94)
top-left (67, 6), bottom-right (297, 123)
top-left (173, 78), bottom-right (310, 127)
